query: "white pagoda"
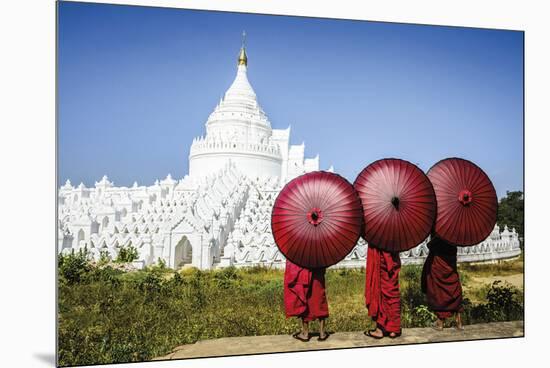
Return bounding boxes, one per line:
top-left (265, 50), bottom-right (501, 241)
top-left (189, 43), bottom-right (318, 182)
top-left (57, 40), bottom-right (521, 270)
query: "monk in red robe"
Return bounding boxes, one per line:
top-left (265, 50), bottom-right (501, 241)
top-left (364, 245), bottom-right (402, 338)
top-left (284, 259), bottom-right (329, 341)
top-left (421, 236), bottom-right (464, 330)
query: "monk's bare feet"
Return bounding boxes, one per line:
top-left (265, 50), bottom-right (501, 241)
top-left (318, 319), bottom-right (329, 341)
top-left (388, 331), bottom-right (401, 338)
top-left (365, 327), bottom-right (384, 339)
top-left (293, 331), bottom-right (309, 341)
top-left (455, 313), bottom-right (464, 331)
top-left (292, 319), bottom-right (310, 341)
top-left (432, 318), bottom-right (444, 331)
top-left (318, 331), bottom-right (329, 341)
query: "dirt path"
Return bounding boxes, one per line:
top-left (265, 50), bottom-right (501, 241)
top-left (154, 321), bottom-right (523, 361)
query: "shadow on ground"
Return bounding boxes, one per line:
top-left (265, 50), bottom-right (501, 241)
top-left (33, 353), bottom-right (56, 366)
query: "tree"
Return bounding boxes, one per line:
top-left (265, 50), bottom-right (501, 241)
top-left (497, 190), bottom-right (524, 242)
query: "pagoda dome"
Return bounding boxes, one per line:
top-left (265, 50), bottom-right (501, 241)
top-left (189, 41), bottom-right (283, 180)
top-left (205, 45), bottom-right (272, 141)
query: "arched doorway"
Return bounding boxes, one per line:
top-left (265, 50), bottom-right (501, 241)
top-left (62, 234), bottom-right (73, 250)
top-left (77, 229), bottom-right (85, 244)
top-left (174, 236), bottom-right (193, 268)
top-left (101, 216), bottom-right (109, 232)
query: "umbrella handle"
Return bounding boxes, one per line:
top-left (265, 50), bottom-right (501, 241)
top-left (458, 190), bottom-right (473, 206)
top-left (391, 196), bottom-right (400, 210)
top-left (307, 208), bottom-right (324, 226)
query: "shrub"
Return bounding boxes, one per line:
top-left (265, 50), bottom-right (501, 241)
top-left (244, 265), bottom-right (270, 274)
top-left (214, 266), bottom-right (240, 289)
top-left (411, 305), bottom-right (436, 327)
top-left (338, 267), bottom-right (351, 277)
top-left (189, 269), bottom-right (207, 309)
top-left (400, 264), bottom-right (423, 281)
top-left (86, 265), bottom-right (123, 286)
top-left (170, 271), bottom-right (183, 286)
top-left (400, 284), bottom-right (429, 328)
top-left (138, 270), bottom-right (164, 294)
top-left (58, 247), bottom-right (91, 285)
top-left (465, 281), bottom-right (523, 323)
top-left (400, 265), bottom-right (427, 326)
top-left (98, 250), bottom-right (111, 266)
top-left (115, 245), bottom-right (138, 263)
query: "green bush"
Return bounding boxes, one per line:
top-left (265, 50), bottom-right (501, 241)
top-left (87, 265), bottom-right (123, 285)
top-left (58, 247), bottom-right (91, 285)
top-left (466, 281), bottom-right (523, 323)
top-left (98, 250), bottom-right (111, 266)
top-left (213, 266), bottom-right (240, 289)
top-left (399, 264), bottom-right (429, 328)
top-left (400, 263), bottom-right (423, 281)
top-left (115, 245), bottom-right (138, 263)
top-left (411, 305), bottom-right (436, 327)
top-left (138, 270), bottom-right (164, 294)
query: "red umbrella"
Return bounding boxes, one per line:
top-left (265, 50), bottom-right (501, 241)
top-left (427, 157), bottom-right (498, 246)
top-left (271, 171), bottom-right (363, 269)
top-left (354, 158), bottom-right (437, 252)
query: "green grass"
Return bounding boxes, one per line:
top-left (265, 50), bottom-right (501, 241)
top-left (58, 251), bottom-right (524, 366)
top-left (458, 253), bottom-right (524, 278)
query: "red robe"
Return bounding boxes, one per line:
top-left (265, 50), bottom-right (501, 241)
top-left (421, 237), bottom-right (463, 319)
top-left (365, 245), bottom-right (401, 334)
top-left (284, 260), bottom-right (329, 322)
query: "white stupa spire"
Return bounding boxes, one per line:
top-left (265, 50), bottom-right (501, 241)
top-left (203, 34), bottom-right (270, 134)
top-left (224, 34), bottom-right (256, 102)
top-left (188, 33), bottom-right (319, 181)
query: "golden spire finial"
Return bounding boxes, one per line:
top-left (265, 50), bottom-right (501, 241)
top-left (238, 30), bottom-right (247, 66)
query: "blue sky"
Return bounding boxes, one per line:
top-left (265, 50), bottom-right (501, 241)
top-left (58, 2), bottom-right (523, 198)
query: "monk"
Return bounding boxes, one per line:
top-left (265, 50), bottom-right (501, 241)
top-left (421, 236), bottom-right (464, 330)
top-left (364, 245), bottom-right (402, 338)
top-left (284, 259), bottom-right (329, 342)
